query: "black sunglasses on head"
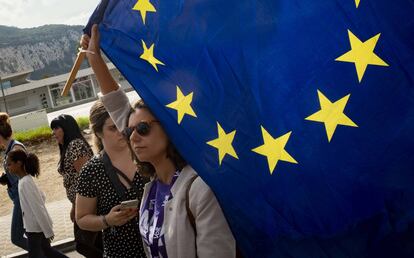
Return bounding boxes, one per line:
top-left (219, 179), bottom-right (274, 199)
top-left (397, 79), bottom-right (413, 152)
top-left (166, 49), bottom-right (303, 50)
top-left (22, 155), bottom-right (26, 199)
top-left (122, 120), bottom-right (159, 139)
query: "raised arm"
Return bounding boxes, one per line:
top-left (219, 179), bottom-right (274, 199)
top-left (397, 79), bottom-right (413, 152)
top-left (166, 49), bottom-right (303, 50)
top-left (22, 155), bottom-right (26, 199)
top-left (81, 24), bottom-right (132, 131)
top-left (81, 24), bottom-right (118, 94)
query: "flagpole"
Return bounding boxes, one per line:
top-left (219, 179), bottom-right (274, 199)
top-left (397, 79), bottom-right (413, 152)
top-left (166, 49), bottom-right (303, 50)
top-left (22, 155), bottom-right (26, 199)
top-left (64, 0), bottom-right (110, 96)
top-left (61, 50), bottom-right (86, 96)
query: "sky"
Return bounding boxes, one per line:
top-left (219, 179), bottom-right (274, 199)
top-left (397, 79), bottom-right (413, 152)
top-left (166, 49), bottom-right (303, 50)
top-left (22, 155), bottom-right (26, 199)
top-left (0, 0), bottom-right (101, 28)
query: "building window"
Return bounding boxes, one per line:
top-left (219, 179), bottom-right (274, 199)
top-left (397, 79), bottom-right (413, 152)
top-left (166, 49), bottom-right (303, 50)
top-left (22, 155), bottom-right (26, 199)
top-left (50, 83), bottom-right (73, 107)
top-left (72, 76), bottom-right (94, 101)
top-left (1, 81), bottom-right (11, 89)
top-left (39, 93), bottom-right (48, 108)
top-left (8, 97), bottom-right (27, 109)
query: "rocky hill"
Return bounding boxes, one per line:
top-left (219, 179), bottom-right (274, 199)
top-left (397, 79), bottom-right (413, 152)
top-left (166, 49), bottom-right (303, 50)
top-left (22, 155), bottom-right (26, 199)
top-left (0, 24), bottom-right (88, 80)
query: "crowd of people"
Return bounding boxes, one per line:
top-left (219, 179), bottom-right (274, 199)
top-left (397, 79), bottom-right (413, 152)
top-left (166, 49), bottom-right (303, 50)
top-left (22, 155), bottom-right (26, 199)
top-left (0, 113), bottom-right (68, 258)
top-left (0, 23), bottom-right (236, 258)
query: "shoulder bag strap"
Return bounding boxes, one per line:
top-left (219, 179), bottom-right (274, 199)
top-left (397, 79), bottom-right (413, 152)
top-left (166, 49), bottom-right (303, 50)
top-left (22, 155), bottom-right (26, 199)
top-left (113, 166), bottom-right (140, 197)
top-left (186, 175), bottom-right (199, 235)
top-left (101, 151), bottom-right (127, 200)
top-left (185, 174), bottom-right (199, 257)
top-left (185, 175), bottom-right (243, 258)
top-left (101, 151), bottom-right (139, 200)
top-left (5, 139), bottom-right (15, 154)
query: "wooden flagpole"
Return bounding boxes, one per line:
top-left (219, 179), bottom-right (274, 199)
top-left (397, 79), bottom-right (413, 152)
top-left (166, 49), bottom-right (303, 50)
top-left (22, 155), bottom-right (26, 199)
top-left (60, 50), bottom-right (86, 96)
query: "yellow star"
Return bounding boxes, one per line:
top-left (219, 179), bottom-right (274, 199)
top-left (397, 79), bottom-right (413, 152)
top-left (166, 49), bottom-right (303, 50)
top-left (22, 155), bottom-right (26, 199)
top-left (140, 40), bottom-right (165, 72)
top-left (306, 90), bottom-right (358, 142)
top-left (132, 0), bottom-right (156, 25)
top-left (207, 122), bottom-right (238, 165)
top-left (251, 127), bottom-right (297, 175)
top-left (166, 86), bottom-right (197, 124)
top-left (335, 30), bottom-right (389, 83)
top-left (355, 0), bottom-right (361, 8)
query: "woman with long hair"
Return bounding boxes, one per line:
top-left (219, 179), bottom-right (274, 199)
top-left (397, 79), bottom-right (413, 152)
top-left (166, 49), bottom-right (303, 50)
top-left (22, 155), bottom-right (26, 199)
top-left (50, 114), bottom-right (103, 257)
top-left (6, 149), bottom-right (67, 258)
top-left (81, 25), bottom-right (235, 258)
top-left (0, 112), bottom-right (28, 251)
top-left (76, 100), bottom-right (147, 257)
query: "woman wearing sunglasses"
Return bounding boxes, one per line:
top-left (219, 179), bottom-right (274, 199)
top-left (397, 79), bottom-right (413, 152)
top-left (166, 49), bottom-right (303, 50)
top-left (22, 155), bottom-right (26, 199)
top-left (80, 25), bottom-right (235, 258)
top-left (76, 100), bottom-right (147, 258)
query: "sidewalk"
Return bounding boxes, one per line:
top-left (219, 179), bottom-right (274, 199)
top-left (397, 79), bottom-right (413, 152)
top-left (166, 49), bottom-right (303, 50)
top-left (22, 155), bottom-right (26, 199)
top-left (0, 199), bottom-right (74, 258)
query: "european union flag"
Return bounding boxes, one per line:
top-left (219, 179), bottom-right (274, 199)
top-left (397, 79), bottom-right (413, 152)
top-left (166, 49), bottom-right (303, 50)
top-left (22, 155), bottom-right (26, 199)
top-left (86, 0), bottom-right (414, 257)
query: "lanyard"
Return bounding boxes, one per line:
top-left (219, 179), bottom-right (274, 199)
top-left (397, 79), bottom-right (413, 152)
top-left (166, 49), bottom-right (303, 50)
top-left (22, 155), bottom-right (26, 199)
top-left (144, 172), bottom-right (180, 258)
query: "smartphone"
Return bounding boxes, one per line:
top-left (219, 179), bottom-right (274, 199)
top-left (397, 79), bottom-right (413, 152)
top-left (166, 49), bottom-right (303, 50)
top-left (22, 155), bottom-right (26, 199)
top-left (119, 199), bottom-right (139, 210)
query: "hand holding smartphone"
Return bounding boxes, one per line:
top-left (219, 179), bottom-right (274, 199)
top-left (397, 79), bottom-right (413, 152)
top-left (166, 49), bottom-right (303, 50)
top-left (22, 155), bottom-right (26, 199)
top-left (119, 199), bottom-right (139, 210)
top-left (106, 200), bottom-right (139, 227)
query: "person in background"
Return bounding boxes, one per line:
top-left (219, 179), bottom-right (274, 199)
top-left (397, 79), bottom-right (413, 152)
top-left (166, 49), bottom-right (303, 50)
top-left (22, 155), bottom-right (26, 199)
top-left (81, 24), bottom-right (236, 258)
top-left (50, 114), bottom-right (103, 257)
top-left (0, 112), bottom-right (28, 251)
top-left (76, 100), bottom-right (147, 257)
top-left (6, 149), bottom-right (68, 258)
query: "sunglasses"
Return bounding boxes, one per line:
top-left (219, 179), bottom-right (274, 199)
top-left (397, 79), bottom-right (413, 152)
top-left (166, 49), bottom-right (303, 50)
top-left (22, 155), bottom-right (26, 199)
top-left (122, 120), bottom-right (159, 139)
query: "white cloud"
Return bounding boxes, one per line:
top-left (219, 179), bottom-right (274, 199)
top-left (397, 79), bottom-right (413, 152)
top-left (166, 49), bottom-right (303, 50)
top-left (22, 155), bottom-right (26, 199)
top-left (0, 0), bottom-right (100, 28)
top-left (0, 0), bottom-right (26, 27)
top-left (63, 11), bottom-right (93, 26)
top-left (40, 0), bottom-right (60, 6)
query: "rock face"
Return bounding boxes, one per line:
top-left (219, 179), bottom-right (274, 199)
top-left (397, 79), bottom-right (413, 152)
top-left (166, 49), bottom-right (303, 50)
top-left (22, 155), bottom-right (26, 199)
top-left (0, 25), bottom-right (86, 80)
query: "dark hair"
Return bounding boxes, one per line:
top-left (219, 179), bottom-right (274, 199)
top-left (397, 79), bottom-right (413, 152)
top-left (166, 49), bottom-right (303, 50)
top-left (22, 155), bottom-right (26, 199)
top-left (8, 150), bottom-right (40, 177)
top-left (129, 99), bottom-right (187, 177)
top-left (50, 114), bottom-right (89, 171)
top-left (0, 112), bottom-right (12, 139)
top-left (89, 100), bottom-right (110, 152)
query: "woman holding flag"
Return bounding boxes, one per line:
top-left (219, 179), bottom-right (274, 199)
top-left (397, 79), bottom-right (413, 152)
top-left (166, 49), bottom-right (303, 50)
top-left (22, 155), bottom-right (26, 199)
top-left (79, 24), bottom-right (236, 258)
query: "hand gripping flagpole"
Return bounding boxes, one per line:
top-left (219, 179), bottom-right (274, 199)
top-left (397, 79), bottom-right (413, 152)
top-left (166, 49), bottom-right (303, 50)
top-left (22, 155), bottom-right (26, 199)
top-left (61, 0), bottom-right (109, 96)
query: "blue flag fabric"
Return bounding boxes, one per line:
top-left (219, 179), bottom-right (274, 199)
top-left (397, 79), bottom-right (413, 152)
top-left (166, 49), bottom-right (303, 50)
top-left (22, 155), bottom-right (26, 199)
top-left (86, 0), bottom-right (414, 257)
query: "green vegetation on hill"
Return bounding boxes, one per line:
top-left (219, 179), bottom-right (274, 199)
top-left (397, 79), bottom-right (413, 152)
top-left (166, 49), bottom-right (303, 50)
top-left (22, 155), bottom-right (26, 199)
top-left (0, 24), bottom-right (83, 46)
top-left (0, 24), bottom-right (88, 79)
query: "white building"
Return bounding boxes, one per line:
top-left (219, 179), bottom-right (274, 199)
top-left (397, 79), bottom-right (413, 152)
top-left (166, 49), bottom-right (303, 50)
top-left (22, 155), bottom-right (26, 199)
top-left (0, 63), bottom-right (132, 116)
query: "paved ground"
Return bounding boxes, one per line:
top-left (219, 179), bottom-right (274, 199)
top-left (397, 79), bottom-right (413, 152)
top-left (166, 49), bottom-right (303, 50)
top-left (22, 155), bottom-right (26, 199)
top-left (0, 199), bottom-right (74, 257)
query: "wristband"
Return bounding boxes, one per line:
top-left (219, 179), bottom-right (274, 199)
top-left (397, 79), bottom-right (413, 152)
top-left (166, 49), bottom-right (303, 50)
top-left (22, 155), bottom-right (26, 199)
top-left (78, 48), bottom-right (95, 55)
top-left (102, 215), bottom-right (110, 228)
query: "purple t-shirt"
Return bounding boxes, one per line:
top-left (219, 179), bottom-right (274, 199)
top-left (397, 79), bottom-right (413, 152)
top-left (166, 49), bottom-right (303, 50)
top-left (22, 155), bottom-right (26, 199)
top-left (139, 172), bottom-right (180, 258)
